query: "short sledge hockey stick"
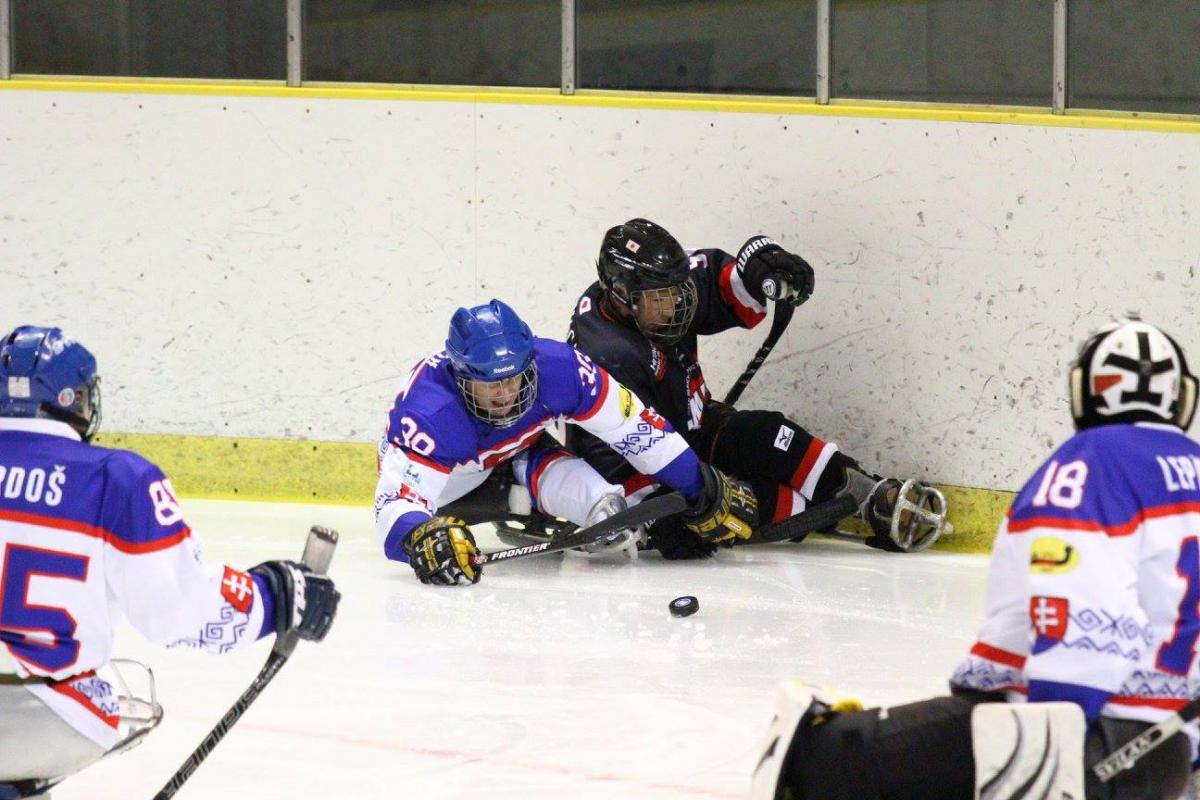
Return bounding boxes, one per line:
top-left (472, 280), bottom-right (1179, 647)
top-left (1093, 694), bottom-right (1200, 783)
top-left (723, 276), bottom-right (796, 407)
top-left (750, 493), bottom-right (860, 545)
top-left (152, 525), bottom-right (339, 800)
top-left (473, 491), bottom-right (687, 566)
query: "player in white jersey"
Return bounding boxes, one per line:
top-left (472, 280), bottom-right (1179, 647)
top-left (374, 300), bottom-right (758, 585)
top-left (0, 326), bottom-right (341, 797)
top-left (750, 318), bottom-right (1197, 800)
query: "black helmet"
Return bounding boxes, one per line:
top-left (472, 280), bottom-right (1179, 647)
top-left (597, 218), bottom-right (698, 346)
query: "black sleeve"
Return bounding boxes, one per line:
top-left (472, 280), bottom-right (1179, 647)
top-left (685, 247), bottom-right (764, 337)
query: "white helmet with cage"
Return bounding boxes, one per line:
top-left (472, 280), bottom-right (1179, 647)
top-left (1069, 316), bottom-right (1197, 431)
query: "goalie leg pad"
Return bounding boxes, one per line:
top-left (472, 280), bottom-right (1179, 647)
top-left (756, 686), bottom-right (987, 800)
top-left (972, 702), bottom-right (1086, 800)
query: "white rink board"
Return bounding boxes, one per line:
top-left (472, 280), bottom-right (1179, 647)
top-left (52, 499), bottom-right (987, 800)
top-left (1, 89), bottom-right (1198, 490)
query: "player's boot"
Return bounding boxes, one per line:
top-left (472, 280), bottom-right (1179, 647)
top-left (574, 493), bottom-right (645, 560)
top-left (861, 477), bottom-right (951, 552)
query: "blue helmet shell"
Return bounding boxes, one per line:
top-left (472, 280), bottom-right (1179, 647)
top-left (0, 326), bottom-right (102, 439)
top-left (446, 300), bottom-right (535, 381)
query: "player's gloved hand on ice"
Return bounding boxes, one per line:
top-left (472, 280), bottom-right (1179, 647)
top-left (249, 560), bottom-right (340, 642)
top-left (404, 516), bottom-right (481, 585)
top-left (736, 236), bottom-right (815, 307)
top-left (646, 516), bottom-right (718, 560)
top-left (683, 465), bottom-right (757, 543)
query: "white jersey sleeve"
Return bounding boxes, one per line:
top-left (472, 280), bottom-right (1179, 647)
top-left (100, 457), bottom-right (271, 653)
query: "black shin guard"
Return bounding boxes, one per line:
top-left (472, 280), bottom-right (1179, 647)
top-left (779, 695), bottom-right (985, 800)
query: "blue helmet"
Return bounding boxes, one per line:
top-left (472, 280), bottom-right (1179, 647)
top-left (445, 300), bottom-right (538, 427)
top-left (0, 326), bottom-right (102, 441)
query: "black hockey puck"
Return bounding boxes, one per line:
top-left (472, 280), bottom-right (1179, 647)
top-left (669, 596), bottom-right (699, 617)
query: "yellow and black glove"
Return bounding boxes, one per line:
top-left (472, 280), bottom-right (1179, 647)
top-left (404, 517), bottom-right (481, 586)
top-left (683, 465), bottom-right (758, 543)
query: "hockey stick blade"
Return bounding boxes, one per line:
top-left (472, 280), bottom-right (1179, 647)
top-left (723, 298), bottom-right (794, 407)
top-left (1093, 695), bottom-right (1200, 783)
top-left (473, 491), bottom-right (687, 566)
top-left (152, 525), bottom-right (339, 800)
top-left (751, 493), bottom-right (859, 545)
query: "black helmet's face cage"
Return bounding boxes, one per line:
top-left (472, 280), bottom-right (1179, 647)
top-left (456, 362), bottom-right (538, 428)
top-left (629, 279), bottom-right (698, 346)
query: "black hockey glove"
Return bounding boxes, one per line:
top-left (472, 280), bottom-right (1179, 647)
top-left (249, 560), bottom-right (340, 642)
top-left (683, 464), bottom-right (757, 543)
top-left (404, 516), bottom-right (481, 586)
top-left (736, 236), bottom-right (815, 307)
top-left (646, 516), bottom-right (718, 560)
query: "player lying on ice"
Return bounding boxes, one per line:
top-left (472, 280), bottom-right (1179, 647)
top-left (0, 326), bottom-right (341, 799)
top-left (566, 217), bottom-right (949, 559)
top-left (374, 299), bottom-right (761, 585)
top-left (750, 317), bottom-right (1198, 800)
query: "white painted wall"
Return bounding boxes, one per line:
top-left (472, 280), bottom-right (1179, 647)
top-left (1, 89), bottom-right (1197, 490)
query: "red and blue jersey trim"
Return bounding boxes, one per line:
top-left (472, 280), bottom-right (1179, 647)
top-left (0, 508), bottom-right (190, 554)
top-left (1007, 500), bottom-right (1200, 538)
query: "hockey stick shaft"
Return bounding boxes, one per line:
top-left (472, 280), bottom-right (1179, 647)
top-left (1092, 695), bottom-right (1200, 783)
top-left (723, 279), bottom-right (795, 407)
top-left (750, 493), bottom-right (859, 545)
top-left (152, 525), bottom-right (339, 800)
top-left (473, 491), bottom-right (687, 566)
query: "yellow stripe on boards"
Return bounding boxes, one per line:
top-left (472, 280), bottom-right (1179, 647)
top-left (1, 76), bottom-right (1198, 134)
top-left (92, 433), bottom-right (377, 506)
top-left (93, 432), bottom-right (1010, 552)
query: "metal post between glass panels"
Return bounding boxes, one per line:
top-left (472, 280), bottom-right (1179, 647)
top-left (1053, 0), bottom-right (1067, 113)
top-left (287, 0), bottom-right (303, 87)
top-left (816, 0), bottom-right (830, 103)
top-left (561, 0), bottom-right (576, 94)
top-left (0, 0), bottom-right (11, 80)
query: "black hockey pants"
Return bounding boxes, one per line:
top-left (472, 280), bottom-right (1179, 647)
top-left (691, 405), bottom-right (857, 522)
top-left (777, 692), bottom-right (1190, 800)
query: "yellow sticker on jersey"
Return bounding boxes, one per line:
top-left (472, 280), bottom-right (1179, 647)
top-left (1030, 536), bottom-right (1079, 574)
top-left (618, 386), bottom-right (634, 420)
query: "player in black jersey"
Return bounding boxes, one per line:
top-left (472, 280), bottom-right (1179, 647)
top-left (566, 218), bottom-right (949, 558)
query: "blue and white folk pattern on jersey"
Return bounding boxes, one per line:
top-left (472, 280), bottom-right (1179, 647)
top-left (374, 337), bottom-right (703, 562)
top-left (951, 422), bottom-right (1200, 735)
top-left (0, 418), bottom-right (275, 749)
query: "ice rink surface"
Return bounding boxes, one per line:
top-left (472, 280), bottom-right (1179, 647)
top-left (56, 499), bottom-right (990, 800)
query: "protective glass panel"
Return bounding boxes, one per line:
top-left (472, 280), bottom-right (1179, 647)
top-left (831, 0), bottom-right (1052, 105)
top-left (578, 0), bottom-right (816, 95)
top-left (1068, 0), bottom-right (1200, 114)
top-left (12, 0), bottom-right (286, 79)
top-left (304, 0), bottom-right (559, 87)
